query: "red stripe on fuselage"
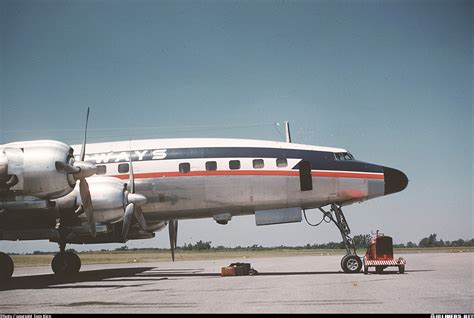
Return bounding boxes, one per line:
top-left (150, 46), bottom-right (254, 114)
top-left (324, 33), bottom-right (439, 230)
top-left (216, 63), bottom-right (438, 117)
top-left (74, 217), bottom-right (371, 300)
top-left (311, 171), bottom-right (383, 179)
top-left (112, 170), bottom-right (384, 180)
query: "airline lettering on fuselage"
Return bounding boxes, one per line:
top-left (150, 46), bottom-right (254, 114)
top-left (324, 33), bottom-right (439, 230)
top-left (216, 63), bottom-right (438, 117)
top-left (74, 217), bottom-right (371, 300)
top-left (76, 149), bottom-right (167, 164)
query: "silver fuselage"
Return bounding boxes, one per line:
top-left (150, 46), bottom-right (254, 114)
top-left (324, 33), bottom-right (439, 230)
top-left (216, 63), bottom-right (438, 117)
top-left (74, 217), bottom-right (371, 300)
top-left (79, 138), bottom-right (385, 221)
top-left (1, 138), bottom-right (408, 243)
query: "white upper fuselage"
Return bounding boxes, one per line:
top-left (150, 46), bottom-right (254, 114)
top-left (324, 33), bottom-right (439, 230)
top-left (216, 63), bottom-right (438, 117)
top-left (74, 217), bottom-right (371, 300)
top-left (72, 138), bottom-right (348, 155)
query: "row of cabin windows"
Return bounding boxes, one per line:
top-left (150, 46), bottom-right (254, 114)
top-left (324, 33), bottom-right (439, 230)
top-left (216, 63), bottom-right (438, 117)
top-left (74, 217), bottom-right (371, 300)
top-left (95, 163), bottom-right (129, 175)
top-left (179, 158), bottom-right (288, 173)
top-left (94, 158), bottom-right (288, 175)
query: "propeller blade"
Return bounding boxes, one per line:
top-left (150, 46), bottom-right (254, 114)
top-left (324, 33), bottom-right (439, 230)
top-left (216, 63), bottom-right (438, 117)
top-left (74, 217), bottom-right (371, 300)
top-left (169, 222), bottom-right (175, 262)
top-left (174, 220), bottom-right (178, 247)
top-left (169, 219), bottom-right (178, 262)
top-left (129, 148), bottom-right (135, 194)
top-left (126, 142), bottom-right (147, 232)
top-left (55, 161), bottom-right (80, 174)
top-left (80, 107), bottom-right (90, 162)
top-left (134, 206), bottom-right (147, 231)
top-left (79, 178), bottom-right (95, 237)
top-left (122, 203), bottom-right (135, 239)
top-left (74, 205), bottom-right (84, 216)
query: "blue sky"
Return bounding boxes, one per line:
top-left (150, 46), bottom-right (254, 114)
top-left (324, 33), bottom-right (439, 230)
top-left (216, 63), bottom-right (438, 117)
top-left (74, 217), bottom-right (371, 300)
top-left (0, 0), bottom-right (472, 253)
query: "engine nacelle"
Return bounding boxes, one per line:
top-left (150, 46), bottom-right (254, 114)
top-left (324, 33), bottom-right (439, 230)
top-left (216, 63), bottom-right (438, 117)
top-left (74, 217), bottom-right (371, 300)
top-left (74, 177), bottom-right (128, 224)
top-left (0, 140), bottom-right (76, 199)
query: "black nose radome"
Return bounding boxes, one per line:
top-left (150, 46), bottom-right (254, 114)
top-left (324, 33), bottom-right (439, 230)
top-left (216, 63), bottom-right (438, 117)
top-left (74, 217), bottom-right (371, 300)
top-left (383, 167), bottom-right (408, 195)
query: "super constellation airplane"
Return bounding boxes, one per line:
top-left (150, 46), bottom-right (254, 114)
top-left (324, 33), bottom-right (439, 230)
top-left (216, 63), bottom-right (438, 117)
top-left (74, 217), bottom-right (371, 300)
top-left (0, 113), bottom-right (408, 279)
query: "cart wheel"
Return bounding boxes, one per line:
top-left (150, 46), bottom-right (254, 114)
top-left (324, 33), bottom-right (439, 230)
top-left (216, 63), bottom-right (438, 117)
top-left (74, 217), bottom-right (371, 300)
top-left (375, 266), bottom-right (384, 274)
top-left (398, 264), bottom-right (405, 274)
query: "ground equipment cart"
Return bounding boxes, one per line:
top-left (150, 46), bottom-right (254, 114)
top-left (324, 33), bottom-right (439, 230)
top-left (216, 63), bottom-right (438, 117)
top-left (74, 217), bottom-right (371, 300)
top-left (363, 231), bottom-right (406, 274)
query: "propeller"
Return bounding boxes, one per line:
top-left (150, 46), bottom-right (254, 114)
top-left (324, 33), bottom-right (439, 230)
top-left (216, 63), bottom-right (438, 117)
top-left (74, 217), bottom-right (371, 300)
top-left (169, 219), bottom-right (178, 261)
top-left (55, 107), bottom-right (98, 236)
top-left (121, 147), bottom-right (147, 240)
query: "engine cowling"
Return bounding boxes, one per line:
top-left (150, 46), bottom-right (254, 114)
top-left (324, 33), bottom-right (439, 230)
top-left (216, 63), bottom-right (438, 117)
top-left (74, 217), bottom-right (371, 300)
top-left (73, 177), bottom-right (128, 224)
top-left (0, 140), bottom-right (76, 199)
top-left (54, 173), bottom-right (149, 243)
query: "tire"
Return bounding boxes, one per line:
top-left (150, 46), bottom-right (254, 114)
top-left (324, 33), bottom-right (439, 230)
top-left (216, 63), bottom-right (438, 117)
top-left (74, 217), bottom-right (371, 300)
top-left (0, 252), bottom-right (14, 281)
top-left (65, 252), bottom-right (81, 273)
top-left (398, 264), bottom-right (405, 274)
top-left (340, 254), bottom-right (350, 271)
top-left (52, 253), bottom-right (68, 275)
top-left (341, 254), bottom-right (362, 273)
top-left (52, 252), bottom-right (81, 275)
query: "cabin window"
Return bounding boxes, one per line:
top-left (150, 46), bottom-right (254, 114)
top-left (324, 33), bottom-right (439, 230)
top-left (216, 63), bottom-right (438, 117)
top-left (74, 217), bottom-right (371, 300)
top-left (96, 165), bottom-right (107, 175)
top-left (206, 161), bottom-right (217, 171)
top-left (276, 158), bottom-right (288, 168)
top-left (253, 159), bottom-right (264, 169)
top-left (179, 162), bottom-right (191, 173)
top-left (229, 160), bottom-right (241, 170)
top-left (118, 163), bottom-right (129, 173)
top-left (335, 152), bottom-right (355, 161)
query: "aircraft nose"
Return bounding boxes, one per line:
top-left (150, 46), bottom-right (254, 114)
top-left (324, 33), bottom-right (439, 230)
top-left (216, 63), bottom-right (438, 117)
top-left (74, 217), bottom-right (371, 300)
top-left (383, 166), bottom-right (408, 195)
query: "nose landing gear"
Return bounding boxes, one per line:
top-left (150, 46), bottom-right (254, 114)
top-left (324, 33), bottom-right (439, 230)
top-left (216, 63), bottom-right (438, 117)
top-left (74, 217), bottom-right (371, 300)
top-left (320, 204), bottom-right (362, 273)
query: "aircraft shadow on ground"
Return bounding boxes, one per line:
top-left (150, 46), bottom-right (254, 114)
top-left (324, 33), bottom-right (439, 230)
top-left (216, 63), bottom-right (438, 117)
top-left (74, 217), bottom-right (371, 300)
top-left (0, 267), bottom-right (155, 291)
top-left (0, 267), bottom-right (433, 291)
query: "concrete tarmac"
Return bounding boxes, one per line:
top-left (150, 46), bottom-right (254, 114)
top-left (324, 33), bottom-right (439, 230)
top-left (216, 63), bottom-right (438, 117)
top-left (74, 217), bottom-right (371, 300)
top-left (0, 252), bottom-right (472, 313)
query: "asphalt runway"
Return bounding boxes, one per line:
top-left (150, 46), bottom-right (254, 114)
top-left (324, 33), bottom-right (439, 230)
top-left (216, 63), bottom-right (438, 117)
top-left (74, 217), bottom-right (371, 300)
top-left (0, 252), bottom-right (472, 313)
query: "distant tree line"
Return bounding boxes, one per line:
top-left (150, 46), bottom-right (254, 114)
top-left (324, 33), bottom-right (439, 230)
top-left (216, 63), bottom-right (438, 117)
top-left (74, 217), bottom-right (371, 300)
top-left (415, 233), bottom-right (473, 248)
top-left (14, 233), bottom-right (473, 255)
top-left (169, 233), bottom-right (474, 251)
top-left (114, 233), bottom-right (473, 252)
top-left (182, 240), bottom-right (212, 250)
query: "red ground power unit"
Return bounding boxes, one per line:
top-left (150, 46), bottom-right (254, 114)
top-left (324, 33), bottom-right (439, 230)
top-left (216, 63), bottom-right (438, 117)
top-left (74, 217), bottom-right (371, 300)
top-left (363, 231), bottom-right (406, 274)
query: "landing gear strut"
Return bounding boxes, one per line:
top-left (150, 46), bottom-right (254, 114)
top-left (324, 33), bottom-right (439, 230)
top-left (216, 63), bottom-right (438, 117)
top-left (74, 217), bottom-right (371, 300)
top-left (51, 241), bottom-right (81, 275)
top-left (0, 252), bottom-right (14, 281)
top-left (322, 204), bottom-right (362, 273)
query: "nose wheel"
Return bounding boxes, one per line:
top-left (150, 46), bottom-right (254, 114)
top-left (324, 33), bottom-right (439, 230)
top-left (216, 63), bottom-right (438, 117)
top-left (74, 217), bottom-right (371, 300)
top-left (341, 254), bottom-right (362, 273)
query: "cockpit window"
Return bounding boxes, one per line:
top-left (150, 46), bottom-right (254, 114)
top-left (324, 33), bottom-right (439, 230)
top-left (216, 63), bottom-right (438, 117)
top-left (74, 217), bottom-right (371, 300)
top-left (334, 152), bottom-right (355, 161)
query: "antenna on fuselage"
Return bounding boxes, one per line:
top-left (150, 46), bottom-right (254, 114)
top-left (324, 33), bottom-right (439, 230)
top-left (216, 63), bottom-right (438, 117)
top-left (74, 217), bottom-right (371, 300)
top-left (284, 121), bottom-right (292, 143)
